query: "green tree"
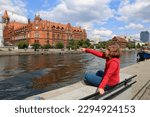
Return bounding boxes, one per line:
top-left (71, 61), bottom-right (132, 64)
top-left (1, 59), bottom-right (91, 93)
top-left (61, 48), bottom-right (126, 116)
top-left (99, 41), bottom-right (107, 49)
top-left (67, 39), bottom-right (91, 49)
top-left (78, 40), bottom-right (84, 47)
top-left (55, 41), bottom-right (64, 49)
top-left (67, 39), bottom-right (79, 50)
top-left (84, 39), bottom-right (91, 47)
top-left (82, 43), bottom-right (88, 48)
top-left (89, 44), bottom-right (94, 49)
top-left (42, 44), bottom-right (51, 49)
top-left (17, 41), bottom-right (28, 49)
top-left (136, 43), bottom-right (141, 48)
top-left (31, 43), bottom-right (41, 50)
top-left (127, 43), bottom-right (135, 49)
top-left (96, 44), bottom-right (101, 49)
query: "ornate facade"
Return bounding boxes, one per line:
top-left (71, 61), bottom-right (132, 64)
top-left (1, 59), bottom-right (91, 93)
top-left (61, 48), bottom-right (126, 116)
top-left (2, 10), bottom-right (87, 47)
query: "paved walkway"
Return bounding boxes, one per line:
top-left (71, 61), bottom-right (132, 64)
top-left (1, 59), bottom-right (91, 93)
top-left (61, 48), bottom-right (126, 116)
top-left (117, 59), bottom-right (150, 100)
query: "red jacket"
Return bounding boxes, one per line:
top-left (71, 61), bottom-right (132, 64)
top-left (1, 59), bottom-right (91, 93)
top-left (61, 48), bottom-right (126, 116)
top-left (85, 49), bottom-right (120, 89)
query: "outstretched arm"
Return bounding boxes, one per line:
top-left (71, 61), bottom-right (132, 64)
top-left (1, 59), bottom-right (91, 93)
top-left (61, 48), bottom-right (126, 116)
top-left (81, 48), bottom-right (105, 58)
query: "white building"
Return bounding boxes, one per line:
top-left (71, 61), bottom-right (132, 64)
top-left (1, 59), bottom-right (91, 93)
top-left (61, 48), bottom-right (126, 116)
top-left (134, 40), bottom-right (145, 46)
top-left (140, 31), bottom-right (150, 42)
top-left (0, 22), bottom-right (4, 47)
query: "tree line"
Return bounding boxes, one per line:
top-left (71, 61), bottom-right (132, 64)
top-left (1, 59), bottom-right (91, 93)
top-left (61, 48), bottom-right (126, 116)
top-left (17, 39), bottom-right (144, 50)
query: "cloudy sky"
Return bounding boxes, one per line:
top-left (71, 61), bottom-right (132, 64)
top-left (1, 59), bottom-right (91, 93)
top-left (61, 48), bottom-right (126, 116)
top-left (0, 0), bottom-right (150, 41)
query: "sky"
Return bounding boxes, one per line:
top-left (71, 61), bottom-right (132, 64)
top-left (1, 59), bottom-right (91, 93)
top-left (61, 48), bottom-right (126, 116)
top-left (0, 0), bottom-right (150, 41)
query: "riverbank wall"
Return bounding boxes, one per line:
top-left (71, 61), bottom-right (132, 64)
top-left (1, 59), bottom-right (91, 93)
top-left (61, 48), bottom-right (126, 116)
top-left (0, 49), bottom-right (82, 56)
top-left (25, 59), bottom-right (150, 100)
top-left (0, 47), bottom-right (139, 56)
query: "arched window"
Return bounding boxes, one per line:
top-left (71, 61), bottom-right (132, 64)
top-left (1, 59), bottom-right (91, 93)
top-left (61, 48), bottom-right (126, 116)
top-left (57, 26), bottom-right (60, 30)
top-left (61, 27), bottom-right (64, 30)
top-left (52, 25), bottom-right (55, 29)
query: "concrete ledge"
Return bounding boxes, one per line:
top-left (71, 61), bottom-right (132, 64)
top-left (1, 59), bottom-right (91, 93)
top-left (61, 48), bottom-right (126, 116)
top-left (113, 60), bottom-right (150, 100)
top-left (25, 73), bottom-right (133, 100)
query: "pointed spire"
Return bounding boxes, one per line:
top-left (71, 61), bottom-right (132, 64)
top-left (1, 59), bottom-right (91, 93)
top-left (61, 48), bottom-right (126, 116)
top-left (2, 10), bottom-right (9, 19)
top-left (2, 10), bottom-right (10, 24)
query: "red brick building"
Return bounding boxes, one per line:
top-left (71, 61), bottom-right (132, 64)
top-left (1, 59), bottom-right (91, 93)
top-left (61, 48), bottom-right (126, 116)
top-left (2, 10), bottom-right (87, 47)
top-left (112, 36), bottom-right (128, 48)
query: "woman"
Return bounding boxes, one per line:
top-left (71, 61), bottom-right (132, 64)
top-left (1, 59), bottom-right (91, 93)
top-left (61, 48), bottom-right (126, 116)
top-left (81, 42), bottom-right (121, 95)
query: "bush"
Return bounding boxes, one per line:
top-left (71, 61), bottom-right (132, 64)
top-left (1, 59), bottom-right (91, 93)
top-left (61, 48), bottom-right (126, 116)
top-left (17, 41), bottom-right (28, 49)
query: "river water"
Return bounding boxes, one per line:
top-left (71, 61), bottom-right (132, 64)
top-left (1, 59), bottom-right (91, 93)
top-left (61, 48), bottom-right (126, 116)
top-left (0, 51), bottom-right (137, 99)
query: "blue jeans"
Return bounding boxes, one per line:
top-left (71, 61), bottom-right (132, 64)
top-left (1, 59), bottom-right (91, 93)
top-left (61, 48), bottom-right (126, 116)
top-left (84, 70), bottom-right (112, 90)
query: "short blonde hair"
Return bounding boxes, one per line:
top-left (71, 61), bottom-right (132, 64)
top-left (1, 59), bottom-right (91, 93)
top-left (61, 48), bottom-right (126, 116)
top-left (106, 41), bottom-right (121, 58)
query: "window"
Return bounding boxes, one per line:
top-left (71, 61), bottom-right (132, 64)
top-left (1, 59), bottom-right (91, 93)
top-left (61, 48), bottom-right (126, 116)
top-left (46, 40), bottom-right (49, 44)
top-left (47, 32), bottom-right (49, 38)
top-left (34, 40), bottom-right (39, 43)
top-left (28, 33), bottom-right (30, 38)
top-left (34, 32), bottom-right (39, 38)
top-left (52, 33), bottom-right (55, 39)
top-left (57, 34), bottom-right (60, 39)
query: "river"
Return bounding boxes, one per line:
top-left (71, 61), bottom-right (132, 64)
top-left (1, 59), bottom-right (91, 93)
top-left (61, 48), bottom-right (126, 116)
top-left (0, 50), bottom-right (137, 99)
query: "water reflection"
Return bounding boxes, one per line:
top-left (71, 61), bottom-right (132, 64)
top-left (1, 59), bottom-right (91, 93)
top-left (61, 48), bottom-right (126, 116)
top-left (0, 51), bottom-right (137, 99)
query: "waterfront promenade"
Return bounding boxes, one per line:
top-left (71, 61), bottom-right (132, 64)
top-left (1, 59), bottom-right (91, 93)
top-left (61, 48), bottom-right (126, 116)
top-left (26, 59), bottom-right (150, 100)
top-left (118, 59), bottom-right (150, 100)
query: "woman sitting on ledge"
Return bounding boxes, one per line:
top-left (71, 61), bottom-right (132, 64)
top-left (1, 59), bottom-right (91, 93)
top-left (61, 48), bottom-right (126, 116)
top-left (81, 42), bottom-right (121, 95)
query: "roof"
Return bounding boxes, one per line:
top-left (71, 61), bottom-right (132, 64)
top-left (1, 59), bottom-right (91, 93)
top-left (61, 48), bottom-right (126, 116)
top-left (112, 36), bottom-right (127, 43)
top-left (8, 21), bottom-right (27, 30)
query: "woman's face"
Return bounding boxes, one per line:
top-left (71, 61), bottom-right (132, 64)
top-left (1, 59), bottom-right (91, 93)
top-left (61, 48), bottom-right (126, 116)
top-left (105, 49), bottom-right (110, 57)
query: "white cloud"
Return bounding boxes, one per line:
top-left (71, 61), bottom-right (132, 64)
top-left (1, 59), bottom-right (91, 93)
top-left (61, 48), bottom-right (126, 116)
top-left (0, 0), bottom-right (28, 23)
top-left (7, 11), bottom-right (28, 23)
top-left (81, 23), bottom-right (94, 32)
top-left (39, 0), bottom-right (113, 24)
top-left (125, 23), bottom-right (144, 30)
top-left (117, 0), bottom-right (150, 22)
top-left (93, 29), bottom-right (113, 37)
top-left (80, 22), bottom-right (115, 41)
top-left (90, 29), bottom-right (114, 41)
top-left (39, 0), bottom-right (114, 40)
top-left (131, 33), bottom-right (140, 40)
